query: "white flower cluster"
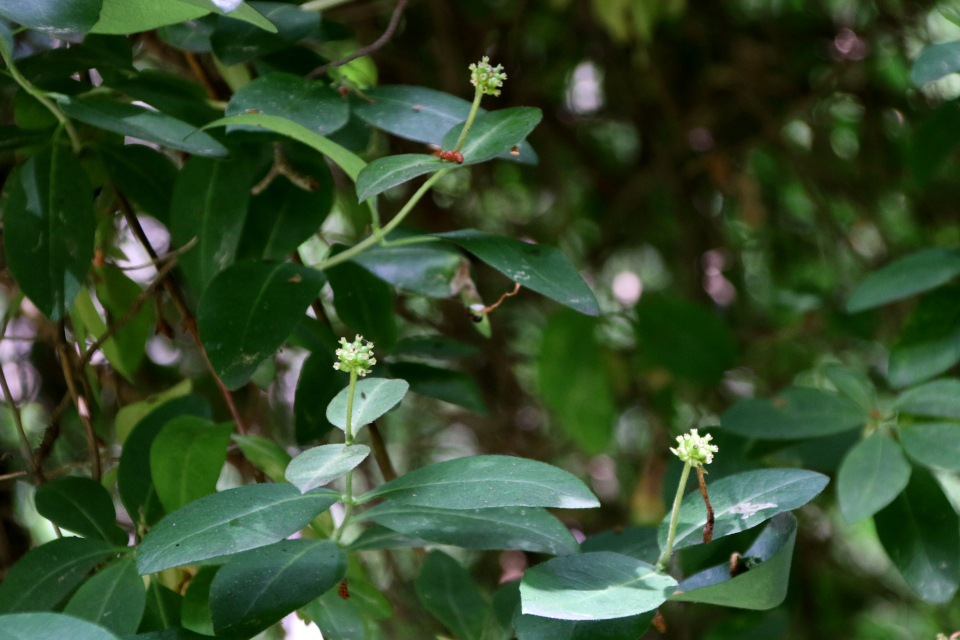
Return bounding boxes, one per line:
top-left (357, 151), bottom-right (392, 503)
top-left (333, 335), bottom-right (376, 377)
top-left (670, 429), bottom-right (718, 467)
top-left (470, 57), bottom-right (507, 96)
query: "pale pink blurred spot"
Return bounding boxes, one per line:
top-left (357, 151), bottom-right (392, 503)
top-left (282, 612), bottom-right (323, 639)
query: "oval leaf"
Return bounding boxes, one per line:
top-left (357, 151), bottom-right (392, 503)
top-left (0, 612), bottom-right (120, 640)
top-left (415, 551), bottom-right (486, 640)
top-left (894, 378), bottom-right (960, 418)
top-left (355, 154), bottom-right (446, 202)
top-left (520, 552), bottom-right (677, 621)
top-left (210, 539), bottom-right (346, 637)
top-left (846, 248), bottom-right (960, 312)
top-left (359, 455), bottom-right (600, 510)
top-left (233, 434), bottom-right (292, 483)
top-left (580, 527), bottom-right (660, 565)
top-left (226, 72), bottom-right (349, 136)
top-left (150, 417), bottom-right (234, 512)
top-left (295, 350), bottom-right (345, 444)
top-left (721, 387), bottom-right (867, 439)
top-left (351, 234), bottom-right (463, 298)
top-left (912, 40), bottom-right (960, 85)
top-left (361, 503), bottom-right (579, 555)
top-left (325, 378), bottom-right (409, 432)
top-left (64, 558), bottom-right (146, 635)
top-left (348, 524), bottom-right (431, 551)
top-left (888, 285), bottom-right (960, 388)
top-left (35, 476), bottom-right (127, 545)
top-left (0, 0), bottom-right (101, 37)
top-left (836, 432), bottom-right (911, 523)
top-left (285, 444), bottom-right (370, 493)
top-left (197, 261), bottom-right (326, 389)
top-left (656, 468), bottom-right (828, 551)
top-left (135, 483), bottom-right (338, 574)
top-left (440, 107), bottom-right (542, 165)
top-left (98, 144), bottom-right (178, 223)
top-left (326, 261), bottom-right (398, 349)
top-left (514, 611), bottom-right (655, 640)
top-left (899, 422), bottom-right (960, 471)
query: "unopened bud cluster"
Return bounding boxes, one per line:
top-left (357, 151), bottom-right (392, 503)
top-left (333, 335), bottom-right (376, 377)
top-left (670, 429), bottom-right (718, 467)
top-left (470, 57), bottom-right (507, 96)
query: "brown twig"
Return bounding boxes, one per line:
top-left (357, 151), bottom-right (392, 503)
top-left (652, 610), bottom-right (667, 633)
top-left (368, 420), bottom-right (397, 482)
top-left (183, 51), bottom-right (218, 100)
top-left (478, 283), bottom-right (521, 314)
top-left (307, 0), bottom-right (409, 78)
top-left (697, 466), bottom-right (714, 544)
top-left (56, 326), bottom-right (101, 482)
top-left (252, 143), bottom-right (321, 195)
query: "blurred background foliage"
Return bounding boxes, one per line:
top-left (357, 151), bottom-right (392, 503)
top-left (2, 0), bottom-right (960, 638)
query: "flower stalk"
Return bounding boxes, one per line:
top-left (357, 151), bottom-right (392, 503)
top-left (453, 57), bottom-right (507, 153)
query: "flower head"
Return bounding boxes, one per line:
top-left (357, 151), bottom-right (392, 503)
top-left (333, 335), bottom-right (376, 377)
top-left (670, 429), bottom-right (718, 468)
top-left (470, 57), bottom-right (507, 96)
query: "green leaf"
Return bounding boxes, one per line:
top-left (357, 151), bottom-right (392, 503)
top-left (325, 378), bottom-right (409, 433)
top-left (389, 362), bottom-right (487, 414)
top-left (34, 476), bottom-right (127, 545)
top-left (64, 558), bottom-right (146, 635)
top-left (0, 612), bottom-right (121, 640)
top-left (435, 230), bottom-right (599, 316)
top-left (233, 435), bottom-right (292, 482)
top-left (669, 512), bottom-right (797, 610)
top-left (836, 432), bottom-right (911, 523)
top-left (347, 524), bottom-right (430, 551)
top-left (912, 40), bottom-right (960, 85)
top-left (0, 0), bottom-right (101, 37)
top-left (59, 97), bottom-right (227, 157)
top-left (202, 113), bottom-right (366, 180)
top-left (326, 261), bottom-right (398, 349)
top-left (98, 144), bottom-right (178, 224)
top-left (118, 395), bottom-right (211, 528)
top-left (846, 248), bottom-right (960, 312)
top-left (389, 336), bottom-right (479, 359)
top-left (440, 107), bottom-right (543, 164)
top-left (822, 363), bottom-right (877, 412)
top-left (169, 155), bottom-right (252, 295)
top-left (0, 537), bottom-right (122, 613)
top-left (361, 503), bottom-right (579, 555)
top-left (875, 467), bottom-right (960, 603)
top-left (415, 551), bottom-right (487, 640)
top-left (139, 581), bottom-right (183, 632)
top-left (226, 72), bottom-right (349, 136)
top-left (135, 483), bottom-right (338, 574)
top-left (176, 0), bottom-right (276, 32)
top-left (211, 2), bottom-right (318, 65)
top-left (0, 125), bottom-right (50, 152)
top-left (295, 351), bottom-right (346, 444)
top-left (127, 629), bottom-right (207, 640)
top-left (181, 566), bottom-right (217, 636)
top-left (538, 310), bottom-right (615, 453)
top-left (359, 455), bottom-right (600, 510)
top-left (115, 380), bottom-right (194, 444)
top-left (197, 261), bottom-right (326, 389)
top-left (895, 378), bottom-right (960, 418)
top-left (721, 387), bottom-right (868, 439)
top-left (210, 539), bottom-right (347, 637)
top-left (91, 0), bottom-right (206, 34)
top-left (515, 611), bottom-right (655, 640)
top-left (900, 422), bottom-right (960, 471)
top-left (355, 154), bottom-right (446, 202)
top-left (580, 527), bottom-right (660, 564)
top-left (285, 444), bottom-right (370, 493)
top-left (634, 294), bottom-right (737, 386)
top-left (302, 591), bottom-right (366, 640)
top-left (351, 234), bottom-right (464, 298)
top-left (1, 146), bottom-right (95, 321)
top-left (520, 552), bottom-right (676, 621)
top-left (888, 285), bottom-right (960, 388)
top-left (150, 417), bottom-right (234, 512)
top-left (657, 468), bottom-right (828, 551)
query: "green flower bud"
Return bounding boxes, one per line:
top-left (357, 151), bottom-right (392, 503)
top-left (333, 335), bottom-right (377, 377)
top-left (670, 429), bottom-right (718, 468)
top-left (469, 56), bottom-right (507, 96)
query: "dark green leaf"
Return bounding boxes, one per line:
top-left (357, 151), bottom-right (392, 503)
top-left (0, 0), bottom-right (101, 37)
top-left (822, 363), bottom-right (877, 412)
top-left (912, 40), bottom-right (960, 85)
top-left (0, 612), bottom-right (121, 640)
top-left (59, 97), bottom-right (227, 157)
top-left (99, 145), bottom-right (178, 223)
top-left (150, 417), bottom-right (234, 512)
top-left (846, 248), bottom-right (960, 312)
top-left (302, 591), bottom-right (366, 640)
top-left (326, 261), bottom-right (398, 348)
top-left (361, 503), bottom-right (579, 555)
top-left (415, 551), bottom-right (487, 640)
top-left (515, 611), bottom-right (655, 640)
top-left (210, 539), bottom-right (347, 637)
top-left (295, 351), bottom-right (346, 444)
top-left (181, 566), bottom-right (217, 636)
top-left (91, 0), bottom-right (206, 34)
top-left (135, 483), bottom-right (338, 574)
top-left (389, 362), bottom-right (487, 414)
top-left (0, 125), bottom-right (50, 152)
top-left (197, 261), bottom-right (326, 389)
top-left (388, 336), bottom-right (479, 359)
top-left (125, 629), bottom-right (207, 640)
top-left (875, 467), bottom-right (960, 603)
top-left (112, 71), bottom-right (221, 127)
top-left (177, 1), bottom-right (276, 32)
top-left (0, 538), bottom-right (121, 613)
top-left (139, 581), bottom-right (182, 633)
top-left (169, 155), bottom-right (252, 296)
top-left (435, 230), bottom-right (599, 316)
top-left (157, 16), bottom-right (217, 52)
top-left (1, 146), bottom-right (95, 321)
top-left (895, 378), bottom-right (960, 418)
top-left (64, 558), bottom-right (146, 635)
top-left (226, 72), bottom-right (348, 136)
top-left (669, 513), bottom-right (797, 610)
top-left (351, 234), bottom-right (464, 298)
top-left (836, 432), bottom-right (911, 523)
top-left (233, 435), bottom-right (292, 482)
top-left (347, 524), bottom-right (431, 551)
top-left (721, 387), bottom-right (867, 439)
top-left (440, 107), bottom-right (543, 164)
top-left (889, 285), bottom-right (960, 388)
top-left (520, 552), bottom-right (676, 620)
top-left (899, 422), bottom-right (960, 471)
top-left (657, 468), bottom-right (828, 550)
top-left (355, 154), bottom-right (445, 202)
top-left (211, 2), bottom-right (318, 65)
top-left (325, 378), bottom-right (409, 433)
top-left (118, 396), bottom-right (212, 529)
top-left (35, 476), bottom-right (127, 545)
top-left (580, 527), bottom-right (660, 565)
top-left (359, 455), bottom-right (600, 510)
top-left (285, 444), bottom-right (370, 493)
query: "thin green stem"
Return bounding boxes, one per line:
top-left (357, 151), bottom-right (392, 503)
top-left (334, 369), bottom-right (359, 542)
top-left (656, 462), bottom-right (692, 572)
top-left (318, 169), bottom-right (451, 270)
top-left (344, 369), bottom-right (358, 444)
top-left (453, 89), bottom-right (483, 153)
top-left (377, 235), bottom-right (442, 248)
top-left (0, 43), bottom-right (80, 154)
